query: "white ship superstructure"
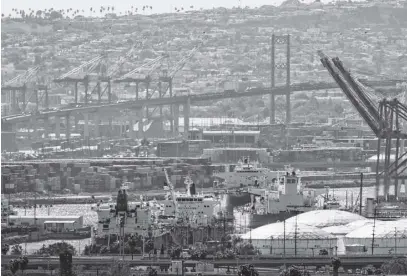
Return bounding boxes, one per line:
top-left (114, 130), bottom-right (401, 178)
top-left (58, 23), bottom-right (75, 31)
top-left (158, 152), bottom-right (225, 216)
top-left (213, 157), bottom-right (272, 188)
top-left (161, 170), bottom-right (219, 227)
top-left (249, 168), bottom-right (317, 215)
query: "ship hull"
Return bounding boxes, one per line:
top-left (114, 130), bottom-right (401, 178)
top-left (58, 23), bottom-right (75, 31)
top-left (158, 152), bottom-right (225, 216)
top-left (227, 192), bottom-right (251, 207)
top-left (250, 211), bottom-right (302, 229)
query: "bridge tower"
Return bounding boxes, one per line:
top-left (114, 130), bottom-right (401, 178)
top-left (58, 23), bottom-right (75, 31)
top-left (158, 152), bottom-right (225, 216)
top-left (270, 34), bottom-right (291, 124)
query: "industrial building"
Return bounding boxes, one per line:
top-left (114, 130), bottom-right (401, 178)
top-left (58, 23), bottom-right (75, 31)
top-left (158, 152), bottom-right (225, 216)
top-left (344, 219), bottom-right (407, 255)
top-left (8, 215), bottom-right (84, 229)
top-left (285, 210), bottom-right (367, 228)
top-left (240, 221), bottom-right (338, 256)
top-left (201, 147), bottom-right (272, 163)
top-left (322, 219), bottom-right (373, 236)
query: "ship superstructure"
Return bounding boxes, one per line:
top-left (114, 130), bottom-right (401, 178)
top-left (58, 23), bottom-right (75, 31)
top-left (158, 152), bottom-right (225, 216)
top-left (160, 169), bottom-right (219, 227)
top-left (213, 157), bottom-right (271, 188)
top-left (246, 167), bottom-right (317, 228)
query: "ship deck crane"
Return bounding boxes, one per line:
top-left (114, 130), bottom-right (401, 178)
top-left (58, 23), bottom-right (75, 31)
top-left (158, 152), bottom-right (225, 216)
top-left (163, 168), bottom-right (179, 221)
top-left (318, 51), bottom-right (407, 201)
top-left (2, 66), bottom-right (41, 114)
top-left (54, 55), bottom-right (106, 105)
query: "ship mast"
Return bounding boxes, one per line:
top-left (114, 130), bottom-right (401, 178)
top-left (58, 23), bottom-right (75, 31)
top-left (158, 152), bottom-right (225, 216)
top-left (184, 173), bottom-right (193, 196)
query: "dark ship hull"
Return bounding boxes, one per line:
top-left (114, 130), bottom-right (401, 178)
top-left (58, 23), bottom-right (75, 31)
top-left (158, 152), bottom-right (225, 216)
top-left (249, 210), bottom-right (303, 229)
top-left (228, 192), bottom-right (251, 207)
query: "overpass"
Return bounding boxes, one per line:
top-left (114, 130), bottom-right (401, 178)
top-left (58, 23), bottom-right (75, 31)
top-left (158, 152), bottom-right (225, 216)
top-left (1, 80), bottom-right (402, 140)
top-left (2, 80), bottom-right (402, 124)
top-left (1, 254), bottom-right (404, 270)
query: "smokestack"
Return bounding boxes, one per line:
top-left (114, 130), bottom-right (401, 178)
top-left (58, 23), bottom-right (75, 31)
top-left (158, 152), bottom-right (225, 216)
top-left (190, 183), bottom-right (196, 195)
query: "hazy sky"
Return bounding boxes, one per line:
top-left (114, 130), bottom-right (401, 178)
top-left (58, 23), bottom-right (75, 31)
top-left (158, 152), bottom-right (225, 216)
top-left (1, 0), bottom-right (361, 16)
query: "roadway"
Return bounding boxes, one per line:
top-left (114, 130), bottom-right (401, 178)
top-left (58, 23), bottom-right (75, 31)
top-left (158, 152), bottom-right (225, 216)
top-left (2, 80), bottom-right (402, 125)
top-left (1, 254), bottom-right (405, 269)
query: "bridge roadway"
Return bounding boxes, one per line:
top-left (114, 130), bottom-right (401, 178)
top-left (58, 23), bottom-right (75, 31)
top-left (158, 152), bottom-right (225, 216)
top-left (2, 254), bottom-right (405, 269)
top-left (2, 80), bottom-right (402, 124)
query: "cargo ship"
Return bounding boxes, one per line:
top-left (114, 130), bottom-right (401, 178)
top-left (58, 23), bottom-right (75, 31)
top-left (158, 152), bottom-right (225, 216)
top-left (245, 168), bottom-right (317, 228)
top-left (92, 183), bottom-right (165, 237)
top-left (160, 170), bottom-right (220, 227)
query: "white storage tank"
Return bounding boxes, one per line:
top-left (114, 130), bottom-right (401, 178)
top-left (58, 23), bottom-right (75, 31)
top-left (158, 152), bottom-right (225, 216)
top-left (240, 221), bottom-right (338, 256)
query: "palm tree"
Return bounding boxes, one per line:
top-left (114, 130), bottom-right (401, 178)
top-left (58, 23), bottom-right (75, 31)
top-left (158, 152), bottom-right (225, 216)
top-left (18, 256), bottom-right (28, 275)
top-left (127, 235), bottom-right (137, 260)
top-left (9, 259), bottom-right (19, 275)
top-left (331, 257), bottom-right (342, 276)
top-left (1, 243), bottom-right (9, 255)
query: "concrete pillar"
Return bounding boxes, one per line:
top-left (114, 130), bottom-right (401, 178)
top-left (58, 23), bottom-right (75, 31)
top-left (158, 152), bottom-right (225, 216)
top-left (129, 118), bottom-right (134, 138)
top-left (65, 115), bottom-right (71, 140)
top-left (173, 104), bottom-right (179, 137)
top-left (183, 98), bottom-right (190, 140)
top-left (84, 113), bottom-right (89, 139)
top-left (75, 115), bottom-right (80, 133)
top-left (137, 108), bottom-right (144, 138)
top-left (30, 117), bottom-right (38, 140)
top-left (55, 116), bottom-right (61, 139)
top-left (94, 115), bottom-right (101, 138)
top-left (109, 117), bottom-right (113, 138)
top-left (43, 118), bottom-right (49, 139)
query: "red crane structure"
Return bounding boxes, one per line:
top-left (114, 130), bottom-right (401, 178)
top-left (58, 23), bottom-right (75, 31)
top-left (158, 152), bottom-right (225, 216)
top-left (318, 51), bottom-right (407, 202)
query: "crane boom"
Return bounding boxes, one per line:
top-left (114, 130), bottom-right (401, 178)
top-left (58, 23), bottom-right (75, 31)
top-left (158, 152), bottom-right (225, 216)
top-left (318, 51), bottom-right (381, 136)
top-left (56, 55), bottom-right (104, 80)
top-left (3, 67), bottom-right (40, 87)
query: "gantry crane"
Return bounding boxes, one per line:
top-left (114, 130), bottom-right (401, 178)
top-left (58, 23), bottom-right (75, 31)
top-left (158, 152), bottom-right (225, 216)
top-left (90, 44), bottom-right (142, 104)
top-left (114, 53), bottom-right (169, 100)
top-left (1, 66), bottom-right (41, 114)
top-left (54, 55), bottom-right (107, 105)
top-left (154, 41), bottom-right (205, 133)
top-left (318, 51), bottom-right (407, 202)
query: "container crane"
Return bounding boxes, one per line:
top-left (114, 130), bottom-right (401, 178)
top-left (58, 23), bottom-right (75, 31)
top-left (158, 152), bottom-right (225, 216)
top-left (54, 54), bottom-right (107, 105)
top-left (154, 41), bottom-right (204, 133)
top-left (318, 51), bottom-right (407, 201)
top-left (114, 53), bottom-right (169, 100)
top-left (1, 66), bottom-right (41, 114)
top-left (85, 45), bottom-right (140, 104)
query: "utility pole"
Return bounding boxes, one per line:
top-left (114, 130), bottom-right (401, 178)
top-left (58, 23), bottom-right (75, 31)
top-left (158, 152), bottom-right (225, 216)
top-left (394, 227), bottom-right (397, 255)
top-left (294, 215), bottom-right (298, 256)
top-left (371, 208), bottom-right (377, 255)
top-left (283, 219), bottom-right (286, 257)
top-left (359, 173), bottom-right (363, 215)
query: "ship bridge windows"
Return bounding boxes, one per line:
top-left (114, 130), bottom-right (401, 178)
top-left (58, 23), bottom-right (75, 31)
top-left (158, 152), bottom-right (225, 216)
top-left (176, 198), bottom-right (203, 202)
